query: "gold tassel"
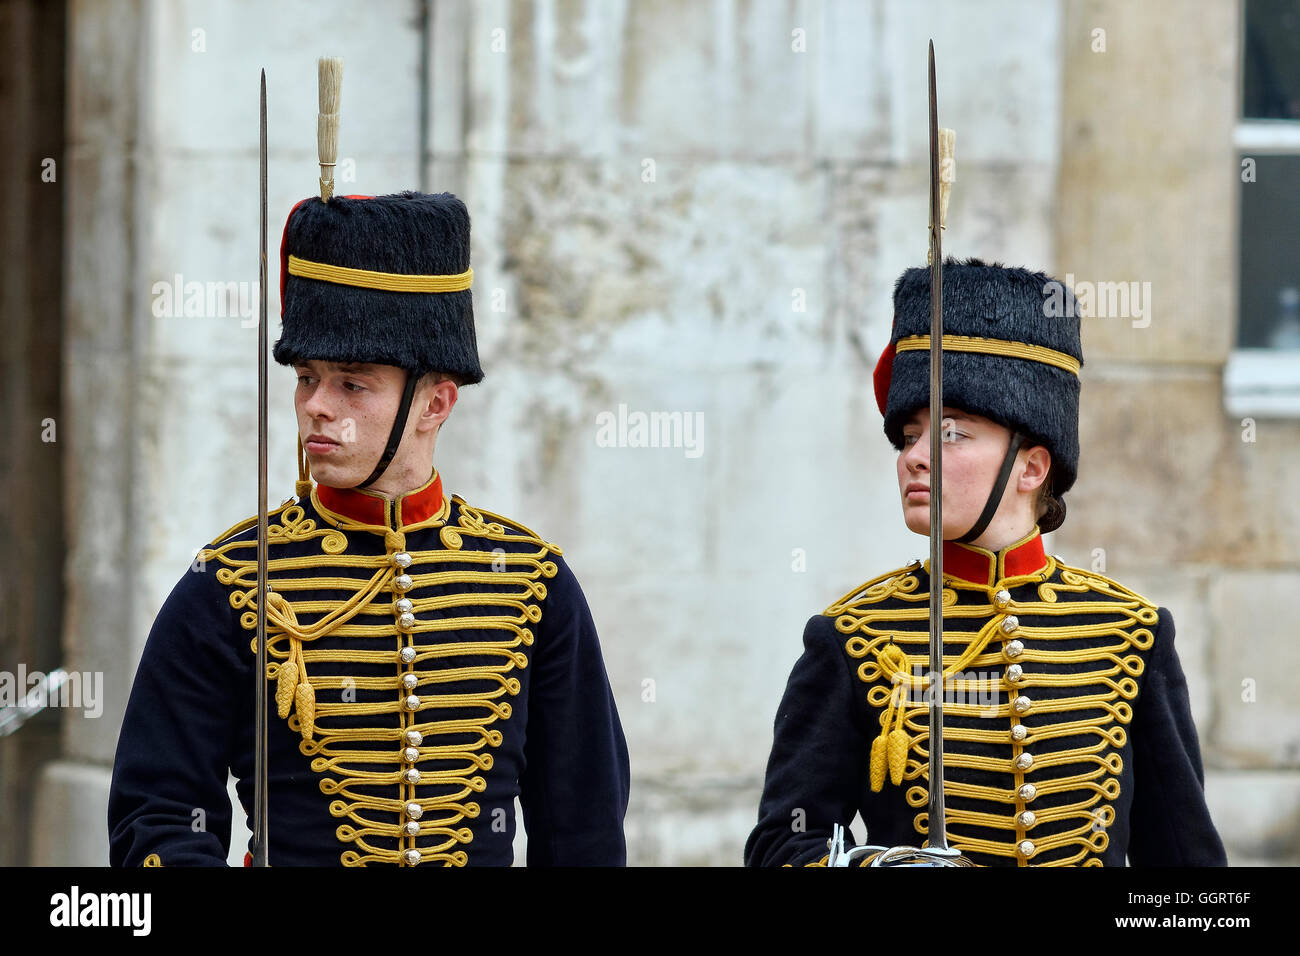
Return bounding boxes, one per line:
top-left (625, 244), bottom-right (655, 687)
top-left (295, 680), bottom-right (316, 739)
top-left (870, 734), bottom-right (887, 792)
top-left (878, 643), bottom-right (906, 673)
top-left (296, 434), bottom-right (313, 498)
top-left (888, 727), bottom-right (909, 785)
top-left (276, 661), bottom-right (298, 719)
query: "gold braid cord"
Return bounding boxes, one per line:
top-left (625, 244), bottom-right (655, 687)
top-left (199, 492), bottom-right (560, 866)
top-left (825, 557), bottom-right (1157, 867)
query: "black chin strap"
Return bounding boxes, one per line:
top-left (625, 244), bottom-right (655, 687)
top-left (955, 431), bottom-right (1027, 544)
top-left (355, 370), bottom-right (420, 489)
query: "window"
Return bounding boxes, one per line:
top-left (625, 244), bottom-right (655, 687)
top-left (1225, 0), bottom-right (1300, 416)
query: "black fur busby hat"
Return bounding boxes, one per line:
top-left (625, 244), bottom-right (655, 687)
top-left (273, 191), bottom-right (484, 383)
top-left (873, 258), bottom-right (1084, 494)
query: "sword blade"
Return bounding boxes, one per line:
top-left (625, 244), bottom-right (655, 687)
top-left (926, 39), bottom-right (950, 853)
top-left (251, 68), bottom-right (270, 868)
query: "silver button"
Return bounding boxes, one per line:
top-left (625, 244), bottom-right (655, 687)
top-left (403, 768), bottom-right (421, 784)
top-left (405, 729), bottom-right (423, 747)
top-left (1017, 840), bottom-right (1035, 858)
top-left (1001, 615), bottom-right (1019, 634)
top-left (391, 551), bottom-right (412, 569)
top-left (1019, 810), bottom-right (1036, 828)
top-left (403, 821), bottom-right (420, 837)
top-left (1013, 695), bottom-right (1032, 714)
top-left (403, 849), bottom-right (421, 866)
top-left (1011, 724), bottom-right (1028, 742)
top-left (399, 646), bottom-right (417, 664)
top-left (394, 574), bottom-right (413, 592)
top-left (993, 589), bottom-right (1012, 609)
top-left (403, 747), bottom-right (420, 762)
top-left (398, 612), bottom-right (415, 630)
top-left (1019, 783), bottom-right (1037, 801)
top-left (402, 673), bottom-right (419, 691)
top-left (1015, 752), bottom-right (1034, 771)
top-left (404, 694), bottom-right (421, 711)
top-left (405, 802), bottom-right (423, 820)
top-left (395, 598), bottom-right (413, 614)
top-left (1005, 640), bottom-right (1024, 659)
top-left (1006, 664), bottom-right (1024, 682)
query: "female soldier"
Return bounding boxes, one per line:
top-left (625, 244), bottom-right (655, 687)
top-left (744, 259), bottom-right (1226, 867)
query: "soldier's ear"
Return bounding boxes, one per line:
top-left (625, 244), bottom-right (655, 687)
top-left (1019, 444), bottom-right (1052, 493)
top-left (413, 375), bottom-right (458, 434)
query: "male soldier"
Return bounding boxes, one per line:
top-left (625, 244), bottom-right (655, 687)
top-left (745, 260), bottom-right (1226, 866)
top-left (109, 189), bottom-right (630, 866)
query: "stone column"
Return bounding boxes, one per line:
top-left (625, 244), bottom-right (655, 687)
top-left (31, 0), bottom-right (150, 868)
top-left (41, 0), bottom-right (428, 865)
top-left (1058, 0), bottom-right (1300, 863)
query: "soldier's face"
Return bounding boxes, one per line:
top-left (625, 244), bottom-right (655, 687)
top-left (293, 360), bottom-right (411, 488)
top-left (897, 406), bottom-right (1026, 540)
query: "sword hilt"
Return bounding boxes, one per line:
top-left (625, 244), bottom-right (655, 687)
top-left (826, 824), bottom-right (975, 867)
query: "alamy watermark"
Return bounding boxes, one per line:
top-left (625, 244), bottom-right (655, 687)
top-left (594, 403), bottom-right (704, 459)
top-left (893, 665), bottom-right (1001, 716)
top-left (0, 665), bottom-right (103, 720)
top-left (151, 274), bottom-right (258, 326)
top-left (49, 886), bottom-right (150, 936)
top-left (1044, 275), bottom-right (1153, 328)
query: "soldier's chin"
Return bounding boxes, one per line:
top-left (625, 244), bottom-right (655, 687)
top-left (306, 456), bottom-right (363, 489)
top-left (903, 507), bottom-right (974, 540)
top-left (902, 505), bottom-right (930, 536)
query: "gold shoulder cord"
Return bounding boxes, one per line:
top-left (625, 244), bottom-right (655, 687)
top-left (827, 559), bottom-right (1158, 866)
top-left (198, 491), bottom-right (561, 866)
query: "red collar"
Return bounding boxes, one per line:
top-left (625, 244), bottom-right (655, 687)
top-left (926, 526), bottom-right (1049, 587)
top-left (313, 470), bottom-right (446, 529)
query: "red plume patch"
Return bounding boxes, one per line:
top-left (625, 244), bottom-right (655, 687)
top-left (279, 194), bottom-right (375, 313)
top-left (873, 340), bottom-right (896, 417)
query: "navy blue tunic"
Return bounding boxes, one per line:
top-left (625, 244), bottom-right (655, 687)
top-left (745, 528), bottom-right (1226, 867)
top-left (109, 474), bottom-right (629, 866)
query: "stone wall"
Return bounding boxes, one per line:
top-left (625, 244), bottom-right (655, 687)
top-left (1057, 0), bottom-right (1298, 865)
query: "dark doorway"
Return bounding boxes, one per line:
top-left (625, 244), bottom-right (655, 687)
top-left (0, 0), bottom-right (67, 866)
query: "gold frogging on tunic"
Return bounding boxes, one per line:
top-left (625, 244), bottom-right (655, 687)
top-left (199, 493), bottom-right (561, 867)
top-left (824, 557), bottom-right (1156, 867)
